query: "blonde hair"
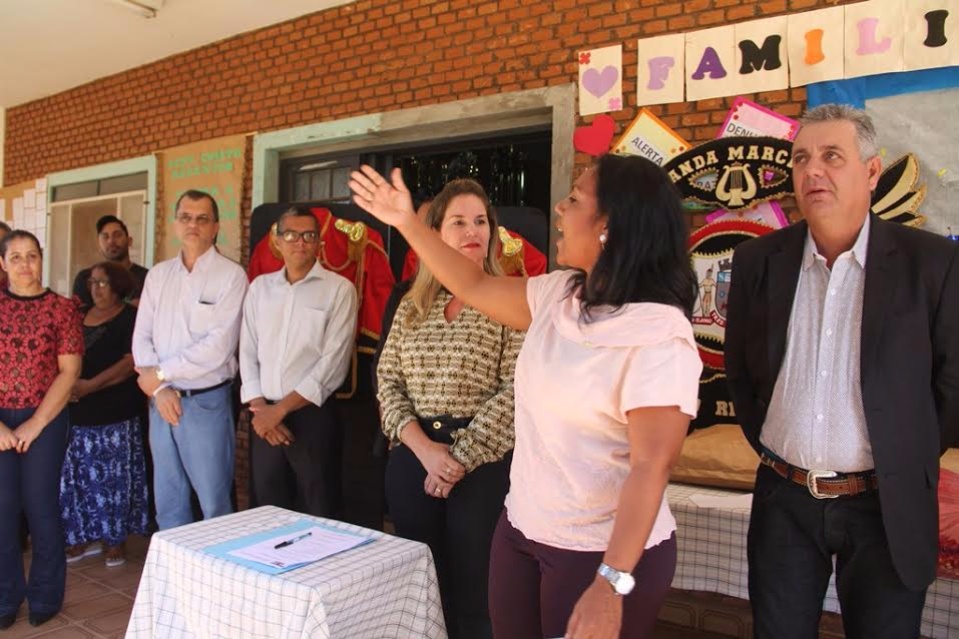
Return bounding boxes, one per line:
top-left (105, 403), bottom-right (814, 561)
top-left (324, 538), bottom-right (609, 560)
top-left (405, 179), bottom-right (502, 326)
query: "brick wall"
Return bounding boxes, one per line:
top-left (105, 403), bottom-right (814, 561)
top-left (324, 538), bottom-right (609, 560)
top-left (7, 0), bottom-right (855, 194)
top-left (6, 0), bottom-right (852, 514)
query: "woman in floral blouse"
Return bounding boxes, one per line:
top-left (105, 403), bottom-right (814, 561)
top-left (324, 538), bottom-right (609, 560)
top-left (0, 230), bottom-right (83, 630)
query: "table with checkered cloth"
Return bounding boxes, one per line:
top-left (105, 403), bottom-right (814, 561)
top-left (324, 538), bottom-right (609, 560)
top-left (125, 506), bottom-right (447, 639)
top-left (667, 483), bottom-right (959, 639)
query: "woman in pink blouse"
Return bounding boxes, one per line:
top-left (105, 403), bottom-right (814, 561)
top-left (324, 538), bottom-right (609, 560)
top-left (351, 154), bottom-right (701, 639)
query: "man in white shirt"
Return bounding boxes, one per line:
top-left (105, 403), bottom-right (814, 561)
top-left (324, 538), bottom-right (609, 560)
top-left (240, 206), bottom-right (357, 517)
top-left (132, 189), bottom-right (248, 530)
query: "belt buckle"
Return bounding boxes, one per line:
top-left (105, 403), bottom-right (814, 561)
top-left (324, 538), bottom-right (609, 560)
top-left (807, 469), bottom-right (839, 499)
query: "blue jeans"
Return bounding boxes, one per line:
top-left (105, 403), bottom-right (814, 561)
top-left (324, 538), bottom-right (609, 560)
top-left (149, 386), bottom-right (235, 530)
top-left (0, 407), bottom-right (70, 616)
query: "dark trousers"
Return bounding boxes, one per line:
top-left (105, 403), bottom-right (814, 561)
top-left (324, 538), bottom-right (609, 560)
top-left (0, 408), bottom-right (70, 616)
top-left (748, 463), bottom-right (927, 639)
top-left (386, 444), bottom-right (510, 639)
top-left (336, 398), bottom-right (386, 530)
top-left (488, 512), bottom-right (676, 639)
top-left (251, 402), bottom-right (342, 518)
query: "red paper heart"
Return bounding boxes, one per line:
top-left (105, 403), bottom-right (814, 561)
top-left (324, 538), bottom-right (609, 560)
top-left (573, 114), bottom-right (616, 157)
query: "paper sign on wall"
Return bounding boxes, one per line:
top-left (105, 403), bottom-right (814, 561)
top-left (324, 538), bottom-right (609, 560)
top-left (845, 0), bottom-right (905, 78)
top-left (732, 17), bottom-right (789, 96)
top-left (686, 26), bottom-right (736, 102)
top-left (159, 134), bottom-right (248, 263)
top-left (787, 6), bottom-right (846, 87)
top-left (578, 45), bottom-right (623, 116)
top-left (904, 0), bottom-right (959, 70)
top-left (636, 34), bottom-right (685, 106)
top-left (612, 109), bottom-right (690, 166)
top-left (717, 97), bottom-right (799, 140)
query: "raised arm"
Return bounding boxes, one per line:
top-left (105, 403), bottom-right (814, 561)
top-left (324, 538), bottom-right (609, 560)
top-left (350, 165), bottom-right (532, 331)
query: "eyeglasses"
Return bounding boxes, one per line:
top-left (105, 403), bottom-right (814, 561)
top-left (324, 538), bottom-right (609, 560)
top-left (176, 213), bottom-right (214, 226)
top-left (88, 278), bottom-right (111, 289)
top-left (279, 230), bottom-right (320, 244)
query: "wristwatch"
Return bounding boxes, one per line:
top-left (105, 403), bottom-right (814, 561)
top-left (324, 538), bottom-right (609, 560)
top-left (155, 367), bottom-right (167, 382)
top-left (597, 563), bottom-right (635, 595)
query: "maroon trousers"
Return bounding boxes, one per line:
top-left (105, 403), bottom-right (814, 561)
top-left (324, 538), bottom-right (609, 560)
top-left (488, 511), bottom-right (676, 639)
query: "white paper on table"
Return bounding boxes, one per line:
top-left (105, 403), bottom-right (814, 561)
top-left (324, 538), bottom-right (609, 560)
top-left (688, 492), bottom-right (754, 510)
top-left (227, 525), bottom-right (368, 569)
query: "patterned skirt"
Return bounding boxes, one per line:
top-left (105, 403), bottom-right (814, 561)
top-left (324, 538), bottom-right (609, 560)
top-left (59, 416), bottom-right (149, 547)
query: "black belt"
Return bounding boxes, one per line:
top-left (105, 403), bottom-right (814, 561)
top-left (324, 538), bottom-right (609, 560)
top-left (417, 415), bottom-right (471, 445)
top-left (173, 379), bottom-right (232, 398)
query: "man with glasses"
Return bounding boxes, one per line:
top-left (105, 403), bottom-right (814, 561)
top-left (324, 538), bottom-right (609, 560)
top-left (240, 206), bottom-right (357, 517)
top-left (132, 190), bottom-right (248, 530)
top-left (72, 215), bottom-right (149, 309)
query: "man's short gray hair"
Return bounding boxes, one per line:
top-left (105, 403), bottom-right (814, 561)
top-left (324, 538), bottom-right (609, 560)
top-left (799, 104), bottom-right (879, 161)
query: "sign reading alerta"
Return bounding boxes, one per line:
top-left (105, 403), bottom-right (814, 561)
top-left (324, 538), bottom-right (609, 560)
top-left (664, 136), bottom-right (794, 211)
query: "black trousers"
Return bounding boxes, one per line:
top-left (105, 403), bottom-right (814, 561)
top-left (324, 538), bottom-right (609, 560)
top-left (386, 444), bottom-right (510, 639)
top-left (336, 398), bottom-right (386, 530)
top-left (250, 402), bottom-right (342, 518)
top-left (748, 463), bottom-right (927, 639)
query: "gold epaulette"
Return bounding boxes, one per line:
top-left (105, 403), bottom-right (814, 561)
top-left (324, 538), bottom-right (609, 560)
top-left (334, 219), bottom-right (370, 264)
top-left (497, 226), bottom-right (526, 276)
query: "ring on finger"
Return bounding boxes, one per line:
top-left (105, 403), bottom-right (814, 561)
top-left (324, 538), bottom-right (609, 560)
top-left (434, 487), bottom-right (441, 496)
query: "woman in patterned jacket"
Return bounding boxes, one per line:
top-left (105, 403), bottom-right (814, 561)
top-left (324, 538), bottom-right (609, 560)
top-left (376, 179), bottom-right (522, 639)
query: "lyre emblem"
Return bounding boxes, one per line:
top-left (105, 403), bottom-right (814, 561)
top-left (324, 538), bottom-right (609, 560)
top-left (715, 163), bottom-right (757, 208)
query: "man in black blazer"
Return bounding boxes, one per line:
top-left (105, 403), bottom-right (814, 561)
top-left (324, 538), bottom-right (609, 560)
top-left (725, 104), bottom-right (959, 639)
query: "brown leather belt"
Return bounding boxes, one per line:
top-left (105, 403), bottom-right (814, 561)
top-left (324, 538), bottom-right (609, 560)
top-left (760, 452), bottom-right (878, 499)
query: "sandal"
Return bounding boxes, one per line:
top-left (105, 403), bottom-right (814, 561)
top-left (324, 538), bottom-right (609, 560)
top-left (105, 544), bottom-right (126, 568)
top-left (66, 542), bottom-right (103, 563)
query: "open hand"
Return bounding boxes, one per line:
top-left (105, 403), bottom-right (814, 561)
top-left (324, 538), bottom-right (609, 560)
top-left (349, 166), bottom-right (416, 229)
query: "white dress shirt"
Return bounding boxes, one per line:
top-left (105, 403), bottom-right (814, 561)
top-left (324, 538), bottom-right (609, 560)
top-left (240, 261), bottom-right (357, 407)
top-left (133, 246), bottom-right (248, 390)
top-left (761, 215), bottom-right (873, 472)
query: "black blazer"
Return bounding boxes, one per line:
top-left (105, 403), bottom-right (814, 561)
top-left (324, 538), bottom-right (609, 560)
top-left (725, 214), bottom-right (959, 590)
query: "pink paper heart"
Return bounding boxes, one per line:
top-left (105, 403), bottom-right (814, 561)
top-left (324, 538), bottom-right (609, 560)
top-left (573, 115), bottom-right (616, 157)
top-left (582, 66), bottom-right (619, 98)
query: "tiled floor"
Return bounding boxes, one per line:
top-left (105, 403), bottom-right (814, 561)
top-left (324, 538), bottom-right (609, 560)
top-left (5, 534), bottom-right (729, 639)
top-left (4, 536), bottom-right (150, 639)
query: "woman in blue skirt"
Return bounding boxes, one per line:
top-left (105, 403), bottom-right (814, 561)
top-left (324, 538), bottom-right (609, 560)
top-left (60, 261), bottom-right (148, 568)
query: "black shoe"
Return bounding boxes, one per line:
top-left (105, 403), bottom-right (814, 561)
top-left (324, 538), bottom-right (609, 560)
top-left (0, 613), bottom-right (15, 630)
top-left (28, 611), bottom-right (56, 627)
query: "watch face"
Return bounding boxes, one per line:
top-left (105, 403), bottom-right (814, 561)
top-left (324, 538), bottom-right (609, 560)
top-left (614, 573), bottom-right (636, 595)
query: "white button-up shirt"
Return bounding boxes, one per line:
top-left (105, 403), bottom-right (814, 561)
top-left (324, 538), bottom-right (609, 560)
top-left (133, 246), bottom-right (248, 390)
top-left (239, 261), bottom-right (357, 407)
top-left (761, 215), bottom-right (874, 472)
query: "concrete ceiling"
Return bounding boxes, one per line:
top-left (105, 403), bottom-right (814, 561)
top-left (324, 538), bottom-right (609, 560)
top-left (0, 0), bottom-right (354, 108)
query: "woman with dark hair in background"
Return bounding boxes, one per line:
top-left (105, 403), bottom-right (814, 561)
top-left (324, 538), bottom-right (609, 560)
top-left (376, 179), bottom-right (522, 639)
top-left (60, 261), bottom-right (148, 569)
top-left (0, 231), bottom-right (83, 630)
top-left (352, 154), bottom-right (702, 639)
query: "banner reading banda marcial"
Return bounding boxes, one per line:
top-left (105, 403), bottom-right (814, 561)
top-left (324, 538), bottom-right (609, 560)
top-left (158, 134), bottom-right (248, 262)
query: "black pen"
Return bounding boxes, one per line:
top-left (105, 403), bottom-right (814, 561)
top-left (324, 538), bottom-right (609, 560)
top-left (274, 531), bottom-right (312, 549)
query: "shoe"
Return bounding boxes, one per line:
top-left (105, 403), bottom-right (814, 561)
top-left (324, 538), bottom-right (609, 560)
top-left (28, 611), bottom-right (56, 627)
top-left (0, 613), bottom-right (15, 630)
top-left (65, 542), bottom-right (103, 563)
top-left (105, 544), bottom-right (126, 568)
